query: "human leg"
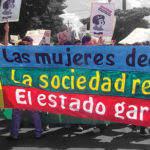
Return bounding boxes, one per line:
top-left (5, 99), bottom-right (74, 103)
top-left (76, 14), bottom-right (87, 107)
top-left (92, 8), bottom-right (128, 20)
top-left (140, 126), bottom-right (148, 135)
top-left (30, 111), bottom-right (43, 138)
top-left (10, 109), bottom-right (23, 138)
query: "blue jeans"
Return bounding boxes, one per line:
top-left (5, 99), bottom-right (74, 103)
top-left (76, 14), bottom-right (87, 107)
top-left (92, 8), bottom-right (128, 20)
top-left (11, 109), bottom-right (42, 137)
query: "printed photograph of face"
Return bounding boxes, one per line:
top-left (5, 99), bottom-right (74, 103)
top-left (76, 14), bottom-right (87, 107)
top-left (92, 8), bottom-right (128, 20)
top-left (2, 0), bottom-right (15, 15)
top-left (93, 15), bottom-right (105, 31)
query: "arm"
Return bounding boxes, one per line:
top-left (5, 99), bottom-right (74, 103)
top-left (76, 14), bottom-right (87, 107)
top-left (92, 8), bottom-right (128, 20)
top-left (4, 21), bottom-right (9, 45)
top-left (98, 36), bottom-right (105, 45)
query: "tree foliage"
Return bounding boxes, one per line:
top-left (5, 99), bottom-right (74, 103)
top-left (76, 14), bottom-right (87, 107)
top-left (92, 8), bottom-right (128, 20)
top-left (81, 7), bottom-right (150, 43)
top-left (113, 7), bottom-right (150, 42)
top-left (29, 0), bottom-right (67, 42)
top-left (0, 0), bottom-right (67, 42)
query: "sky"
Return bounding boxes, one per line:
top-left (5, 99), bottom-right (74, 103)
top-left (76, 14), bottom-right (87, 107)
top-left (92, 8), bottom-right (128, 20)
top-left (61, 0), bottom-right (150, 31)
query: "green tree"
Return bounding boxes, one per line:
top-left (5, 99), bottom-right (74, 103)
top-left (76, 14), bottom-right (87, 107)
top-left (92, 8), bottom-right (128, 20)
top-left (29, 0), bottom-right (67, 42)
top-left (0, 0), bottom-right (67, 42)
top-left (81, 7), bottom-right (150, 43)
top-left (113, 7), bottom-right (150, 42)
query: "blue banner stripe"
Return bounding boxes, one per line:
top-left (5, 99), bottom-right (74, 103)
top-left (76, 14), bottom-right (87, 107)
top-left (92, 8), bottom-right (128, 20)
top-left (0, 45), bottom-right (150, 72)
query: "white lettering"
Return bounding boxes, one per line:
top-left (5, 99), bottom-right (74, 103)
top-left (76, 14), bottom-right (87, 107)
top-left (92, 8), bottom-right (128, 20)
top-left (37, 94), bottom-right (46, 106)
top-left (83, 97), bottom-right (93, 114)
top-left (140, 106), bottom-right (149, 121)
top-left (59, 95), bottom-right (67, 109)
top-left (16, 89), bottom-right (27, 105)
top-left (126, 105), bottom-right (137, 120)
top-left (115, 102), bottom-right (125, 120)
top-left (48, 94), bottom-right (57, 108)
top-left (69, 98), bottom-right (80, 111)
top-left (28, 91), bottom-right (32, 105)
top-left (95, 102), bottom-right (106, 115)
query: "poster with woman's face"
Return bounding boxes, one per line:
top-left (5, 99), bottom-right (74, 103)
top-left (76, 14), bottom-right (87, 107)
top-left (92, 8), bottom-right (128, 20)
top-left (90, 3), bottom-right (115, 37)
top-left (0, 0), bottom-right (22, 23)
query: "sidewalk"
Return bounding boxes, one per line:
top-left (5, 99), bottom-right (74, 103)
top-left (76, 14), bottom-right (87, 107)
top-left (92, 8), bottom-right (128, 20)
top-left (0, 119), bottom-right (150, 150)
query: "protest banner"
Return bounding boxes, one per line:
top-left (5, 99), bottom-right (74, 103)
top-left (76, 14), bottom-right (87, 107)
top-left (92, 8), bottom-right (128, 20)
top-left (119, 28), bottom-right (150, 45)
top-left (26, 30), bottom-right (51, 45)
top-left (0, 109), bottom-right (12, 119)
top-left (90, 3), bottom-right (115, 37)
top-left (10, 35), bottom-right (20, 44)
top-left (0, 45), bottom-right (150, 127)
top-left (40, 30), bottom-right (51, 45)
top-left (57, 27), bottom-right (72, 44)
top-left (1, 45), bottom-right (150, 72)
top-left (0, 0), bottom-right (22, 23)
top-left (79, 25), bottom-right (87, 40)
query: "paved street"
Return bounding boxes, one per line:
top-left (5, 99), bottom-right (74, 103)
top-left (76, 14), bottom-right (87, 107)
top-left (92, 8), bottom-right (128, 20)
top-left (0, 119), bottom-right (150, 150)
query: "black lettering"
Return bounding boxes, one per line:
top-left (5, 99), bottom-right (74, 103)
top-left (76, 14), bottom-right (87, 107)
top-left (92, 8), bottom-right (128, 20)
top-left (84, 53), bottom-right (91, 65)
top-left (98, 8), bottom-right (111, 16)
top-left (2, 48), bottom-right (13, 62)
top-left (94, 54), bottom-right (103, 65)
top-left (138, 54), bottom-right (147, 67)
top-left (22, 53), bottom-right (30, 63)
top-left (126, 48), bottom-right (136, 67)
top-left (65, 47), bottom-right (71, 66)
top-left (106, 54), bottom-right (115, 65)
top-left (73, 54), bottom-right (83, 65)
top-left (66, 47), bottom-right (70, 51)
top-left (35, 53), bottom-right (51, 64)
top-left (13, 53), bottom-right (22, 63)
top-left (65, 53), bottom-right (71, 66)
top-left (53, 53), bottom-right (63, 64)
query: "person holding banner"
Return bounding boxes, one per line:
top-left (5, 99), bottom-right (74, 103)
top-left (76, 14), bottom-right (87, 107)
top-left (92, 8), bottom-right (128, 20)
top-left (7, 36), bottom-right (43, 140)
top-left (82, 35), bottom-right (91, 45)
top-left (8, 109), bottom-right (43, 140)
top-left (4, 21), bottom-right (9, 45)
top-left (0, 21), bottom-right (9, 45)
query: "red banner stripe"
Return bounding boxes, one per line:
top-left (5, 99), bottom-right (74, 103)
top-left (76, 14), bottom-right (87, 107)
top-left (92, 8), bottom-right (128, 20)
top-left (3, 86), bottom-right (150, 127)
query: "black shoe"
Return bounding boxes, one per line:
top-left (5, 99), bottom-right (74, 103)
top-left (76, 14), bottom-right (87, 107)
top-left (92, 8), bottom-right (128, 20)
top-left (140, 131), bottom-right (149, 137)
top-left (76, 125), bottom-right (83, 132)
top-left (93, 127), bottom-right (101, 133)
top-left (6, 135), bottom-right (18, 141)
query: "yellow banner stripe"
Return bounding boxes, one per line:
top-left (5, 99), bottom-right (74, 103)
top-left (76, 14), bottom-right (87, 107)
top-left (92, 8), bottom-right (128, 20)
top-left (0, 81), bottom-right (4, 108)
